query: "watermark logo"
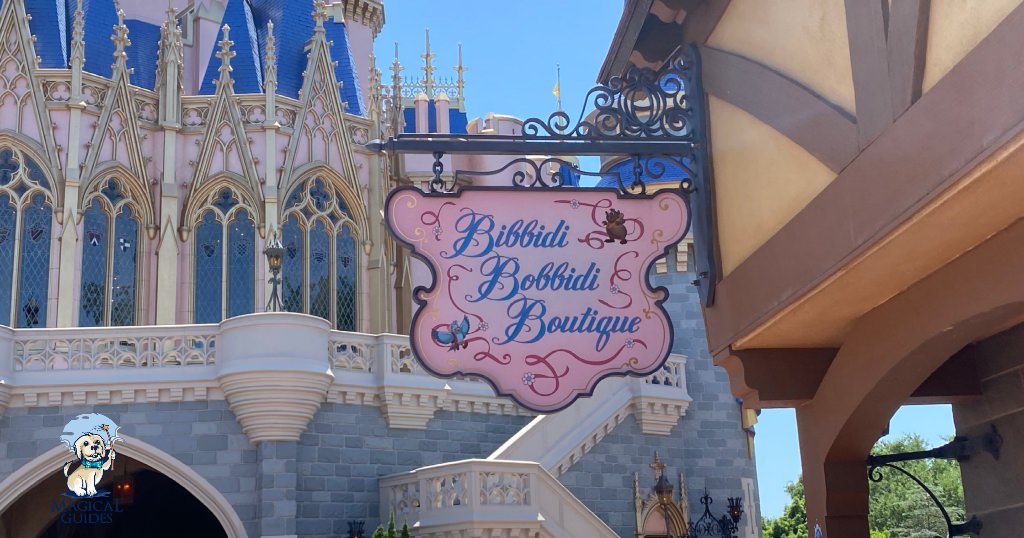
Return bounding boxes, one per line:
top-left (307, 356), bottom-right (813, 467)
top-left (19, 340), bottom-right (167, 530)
top-left (51, 413), bottom-right (126, 525)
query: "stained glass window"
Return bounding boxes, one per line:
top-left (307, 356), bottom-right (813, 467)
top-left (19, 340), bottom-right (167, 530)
top-left (0, 147), bottom-right (54, 328)
top-left (280, 176), bottom-right (359, 331)
top-left (17, 194), bottom-right (51, 328)
top-left (336, 226), bottom-right (357, 331)
top-left (194, 211), bottom-right (223, 324)
top-left (227, 209), bottom-right (255, 318)
top-left (79, 199), bottom-right (109, 327)
top-left (192, 186), bottom-right (257, 323)
top-left (0, 196), bottom-right (15, 327)
top-left (281, 214), bottom-right (304, 313)
top-left (77, 179), bottom-right (141, 327)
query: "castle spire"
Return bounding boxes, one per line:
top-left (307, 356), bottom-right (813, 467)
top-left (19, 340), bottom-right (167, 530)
top-left (264, 20), bottom-right (277, 92)
top-left (263, 20), bottom-right (277, 127)
top-left (111, 9), bottom-right (131, 75)
top-left (454, 42), bottom-right (466, 105)
top-left (421, 28), bottom-right (435, 98)
top-left (312, 0), bottom-right (328, 35)
top-left (156, 0), bottom-right (183, 126)
top-left (69, 0), bottom-right (84, 97)
top-left (215, 24), bottom-right (235, 92)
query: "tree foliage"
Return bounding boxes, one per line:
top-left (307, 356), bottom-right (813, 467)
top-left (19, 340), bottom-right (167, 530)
top-left (372, 512), bottom-right (410, 538)
top-left (761, 434), bottom-right (965, 538)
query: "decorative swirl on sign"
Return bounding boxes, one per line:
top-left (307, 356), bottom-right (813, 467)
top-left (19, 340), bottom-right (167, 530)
top-left (445, 264), bottom-right (486, 324)
top-left (600, 251), bottom-right (638, 310)
top-left (420, 202), bottom-right (456, 241)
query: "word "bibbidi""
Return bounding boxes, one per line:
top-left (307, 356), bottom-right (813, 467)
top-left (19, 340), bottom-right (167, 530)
top-left (444, 210), bottom-right (569, 259)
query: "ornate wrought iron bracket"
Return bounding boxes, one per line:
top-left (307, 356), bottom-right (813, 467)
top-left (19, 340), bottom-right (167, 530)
top-left (866, 425), bottom-right (1002, 537)
top-left (685, 490), bottom-right (743, 537)
top-left (366, 45), bottom-right (720, 306)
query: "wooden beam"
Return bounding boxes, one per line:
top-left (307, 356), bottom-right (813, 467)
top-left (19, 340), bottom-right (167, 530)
top-left (716, 347), bottom-right (837, 408)
top-left (681, 0), bottom-right (731, 45)
top-left (701, 46), bottom-right (859, 172)
top-left (886, 0), bottom-right (931, 118)
top-left (845, 0), bottom-right (895, 147)
top-left (908, 342), bottom-right (982, 403)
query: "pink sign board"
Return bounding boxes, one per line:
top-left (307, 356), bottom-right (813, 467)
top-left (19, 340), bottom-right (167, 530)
top-left (385, 187), bottom-right (690, 412)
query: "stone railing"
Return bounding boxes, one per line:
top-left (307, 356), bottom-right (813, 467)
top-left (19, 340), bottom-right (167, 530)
top-left (13, 324), bottom-right (218, 371)
top-left (378, 459), bottom-right (616, 538)
top-left (0, 314), bottom-right (691, 436)
top-left (489, 355), bottom-right (691, 477)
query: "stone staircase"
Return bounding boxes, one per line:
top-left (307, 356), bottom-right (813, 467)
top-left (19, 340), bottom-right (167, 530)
top-left (487, 355), bottom-right (691, 477)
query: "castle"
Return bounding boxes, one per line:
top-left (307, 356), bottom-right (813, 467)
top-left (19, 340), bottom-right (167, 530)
top-left (0, 0), bottom-right (758, 536)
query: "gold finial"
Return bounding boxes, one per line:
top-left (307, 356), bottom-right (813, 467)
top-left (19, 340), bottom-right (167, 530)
top-left (421, 28), bottom-right (436, 97)
top-left (650, 451), bottom-right (667, 479)
top-left (454, 42), bottom-right (466, 103)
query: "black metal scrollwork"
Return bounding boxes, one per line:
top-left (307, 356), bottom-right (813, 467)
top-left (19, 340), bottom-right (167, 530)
top-left (367, 44), bottom-right (718, 304)
top-left (684, 491), bottom-right (741, 538)
top-left (522, 46), bottom-right (699, 141)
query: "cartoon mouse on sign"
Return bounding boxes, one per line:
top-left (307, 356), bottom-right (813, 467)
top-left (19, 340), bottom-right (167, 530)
top-left (59, 413), bottom-right (123, 497)
top-left (603, 208), bottom-right (628, 244)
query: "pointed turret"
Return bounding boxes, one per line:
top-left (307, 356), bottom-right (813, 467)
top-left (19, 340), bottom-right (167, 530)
top-left (156, 2), bottom-right (183, 127)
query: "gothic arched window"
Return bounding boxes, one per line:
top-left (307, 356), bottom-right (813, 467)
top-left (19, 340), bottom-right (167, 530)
top-left (0, 146), bottom-right (53, 328)
top-left (79, 178), bottom-right (141, 327)
top-left (192, 186), bottom-right (256, 324)
top-left (281, 177), bottom-right (358, 331)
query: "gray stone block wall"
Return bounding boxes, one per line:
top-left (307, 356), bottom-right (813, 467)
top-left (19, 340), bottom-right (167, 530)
top-left (294, 403), bottom-right (532, 536)
top-left (0, 400), bottom-right (261, 537)
top-left (556, 263), bottom-right (761, 537)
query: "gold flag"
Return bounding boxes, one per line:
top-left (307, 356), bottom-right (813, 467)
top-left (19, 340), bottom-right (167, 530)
top-left (552, 82), bottom-right (560, 98)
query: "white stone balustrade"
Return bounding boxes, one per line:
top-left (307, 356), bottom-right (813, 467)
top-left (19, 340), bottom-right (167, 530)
top-left (378, 459), bottom-right (617, 538)
top-left (0, 314), bottom-right (691, 437)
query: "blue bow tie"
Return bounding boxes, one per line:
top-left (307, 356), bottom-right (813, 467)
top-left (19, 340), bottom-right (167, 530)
top-left (80, 458), bottom-right (106, 469)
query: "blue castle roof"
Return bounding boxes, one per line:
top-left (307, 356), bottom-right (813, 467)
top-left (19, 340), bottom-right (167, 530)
top-left (19, 0), bottom-right (364, 115)
top-left (402, 100), bottom-right (469, 135)
top-left (595, 156), bottom-right (689, 189)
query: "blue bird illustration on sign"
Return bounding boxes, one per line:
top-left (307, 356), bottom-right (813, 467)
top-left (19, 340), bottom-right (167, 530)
top-left (433, 316), bottom-right (470, 351)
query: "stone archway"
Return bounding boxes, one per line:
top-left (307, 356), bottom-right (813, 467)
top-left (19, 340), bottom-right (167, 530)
top-left (0, 435), bottom-right (247, 538)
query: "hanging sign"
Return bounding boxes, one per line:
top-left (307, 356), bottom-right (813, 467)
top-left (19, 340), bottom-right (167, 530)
top-left (386, 187), bottom-right (689, 412)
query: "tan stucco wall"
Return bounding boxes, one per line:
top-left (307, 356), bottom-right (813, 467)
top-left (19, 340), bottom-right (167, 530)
top-left (708, 96), bottom-right (836, 276)
top-left (923, 0), bottom-right (1023, 91)
top-left (707, 0), bottom-right (855, 114)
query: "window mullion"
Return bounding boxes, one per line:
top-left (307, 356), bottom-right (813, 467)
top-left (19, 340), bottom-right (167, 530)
top-left (104, 211), bottom-right (115, 326)
top-left (9, 198), bottom-right (23, 325)
top-left (221, 216), bottom-right (229, 320)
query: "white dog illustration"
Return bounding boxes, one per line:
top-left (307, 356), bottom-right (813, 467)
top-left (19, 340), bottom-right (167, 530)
top-left (59, 413), bottom-right (123, 497)
top-left (64, 432), bottom-right (116, 496)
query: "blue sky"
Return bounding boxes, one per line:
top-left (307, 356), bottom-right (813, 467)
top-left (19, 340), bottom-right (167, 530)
top-left (374, 0), bottom-right (960, 523)
top-left (373, 1), bottom-right (621, 143)
top-left (755, 405), bottom-right (956, 518)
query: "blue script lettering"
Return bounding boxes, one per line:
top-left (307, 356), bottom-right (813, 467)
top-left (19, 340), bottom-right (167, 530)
top-left (498, 299), bottom-right (643, 352)
top-left (444, 209), bottom-right (570, 259)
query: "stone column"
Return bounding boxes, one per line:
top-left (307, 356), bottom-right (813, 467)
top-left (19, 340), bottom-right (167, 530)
top-left (257, 441), bottom-right (299, 538)
top-left (0, 325), bottom-right (12, 413)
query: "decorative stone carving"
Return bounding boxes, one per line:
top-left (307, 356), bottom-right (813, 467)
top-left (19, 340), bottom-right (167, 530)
top-left (216, 313), bottom-right (334, 444)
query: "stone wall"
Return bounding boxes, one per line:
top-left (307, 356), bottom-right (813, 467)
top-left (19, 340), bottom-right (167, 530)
top-left (556, 261), bottom-right (761, 537)
top-left (0, 401), bottom-right (261, 536)
top-left (0, 401), bottom-right (531, 537)
top-left (294, 404), bottom-right (531, 535)
top-left (953, 322), bottom-right (1024, 537)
